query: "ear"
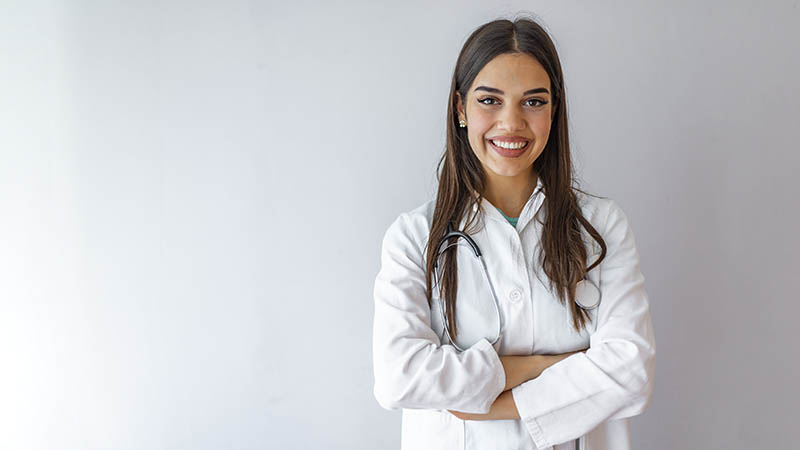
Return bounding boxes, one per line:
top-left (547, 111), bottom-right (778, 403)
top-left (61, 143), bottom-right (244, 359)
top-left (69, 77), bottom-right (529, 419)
top-left (455, 91), bottom-right (466, 121)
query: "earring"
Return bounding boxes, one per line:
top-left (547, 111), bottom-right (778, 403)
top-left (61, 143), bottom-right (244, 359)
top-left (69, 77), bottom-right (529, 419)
top-left (459, 119), bottom-right (466, 128)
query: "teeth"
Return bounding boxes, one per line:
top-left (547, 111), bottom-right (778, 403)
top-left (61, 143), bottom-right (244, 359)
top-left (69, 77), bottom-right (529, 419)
top-left (491, 139), bottom-right (528, 149)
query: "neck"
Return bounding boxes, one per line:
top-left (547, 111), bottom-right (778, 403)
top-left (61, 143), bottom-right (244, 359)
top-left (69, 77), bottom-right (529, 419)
top-left (483, 169), bottom-right (538, 218)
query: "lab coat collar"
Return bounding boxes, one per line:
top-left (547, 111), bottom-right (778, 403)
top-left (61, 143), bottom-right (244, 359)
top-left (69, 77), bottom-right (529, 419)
top-left (472, 175), bottom-right (546, 233)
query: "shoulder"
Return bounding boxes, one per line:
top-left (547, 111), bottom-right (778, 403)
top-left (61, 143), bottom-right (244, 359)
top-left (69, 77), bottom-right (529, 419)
top-left (575, 190), bottom-right (629, 227)
top-left (575, 191), bottom-right (642, 272)
top-left (574, 190), bottom-right (635, 251)
top-left (380, 199), bottom-right (436, 256)
top-left (404, 198), bottom-right (437, 228)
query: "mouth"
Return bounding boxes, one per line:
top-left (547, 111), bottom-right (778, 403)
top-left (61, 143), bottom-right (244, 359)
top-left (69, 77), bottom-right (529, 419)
top-left (487, 138), bottom-right (530, 158)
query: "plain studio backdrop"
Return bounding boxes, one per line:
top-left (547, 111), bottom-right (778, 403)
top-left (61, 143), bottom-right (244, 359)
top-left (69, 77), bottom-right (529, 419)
top-left (1, 1), bottom-right (798, 449)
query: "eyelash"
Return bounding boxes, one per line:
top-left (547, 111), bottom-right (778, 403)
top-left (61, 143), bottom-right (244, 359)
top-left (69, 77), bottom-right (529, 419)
top-left (477, 97), bottom-right (547, 107)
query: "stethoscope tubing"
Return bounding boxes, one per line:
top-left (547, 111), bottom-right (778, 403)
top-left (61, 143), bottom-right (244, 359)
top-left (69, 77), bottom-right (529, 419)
top-left (434, 225), bottom-right (504, 352)
top-left (434, 221), bottom-right (602, 351)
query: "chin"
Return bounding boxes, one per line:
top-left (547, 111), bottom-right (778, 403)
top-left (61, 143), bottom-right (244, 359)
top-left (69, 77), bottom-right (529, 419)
top-left (487, 164), bottom-right (528, 178)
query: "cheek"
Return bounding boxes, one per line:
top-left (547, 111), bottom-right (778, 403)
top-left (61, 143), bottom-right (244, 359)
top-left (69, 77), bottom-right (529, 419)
top-left (531, 115), bottom-right (553, 138)
top-left (467, 113), bottom-right (494, 142)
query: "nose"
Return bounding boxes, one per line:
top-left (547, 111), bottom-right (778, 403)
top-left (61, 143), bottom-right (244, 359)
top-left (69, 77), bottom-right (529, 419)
top-left (497, 105), bottom-right (526, 132)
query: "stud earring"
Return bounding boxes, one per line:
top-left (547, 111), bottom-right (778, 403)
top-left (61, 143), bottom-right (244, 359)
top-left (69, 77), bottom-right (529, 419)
top-left (459, 119), bottom-right (466, 128)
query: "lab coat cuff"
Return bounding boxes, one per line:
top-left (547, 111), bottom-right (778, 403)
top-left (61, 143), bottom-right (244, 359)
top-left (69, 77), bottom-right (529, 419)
top-left (469, 338), bottom-right (506, 413)
top-left (511, 352), bottom-right (615, 448)
top-left (512, 386), bottom-right (551, 449)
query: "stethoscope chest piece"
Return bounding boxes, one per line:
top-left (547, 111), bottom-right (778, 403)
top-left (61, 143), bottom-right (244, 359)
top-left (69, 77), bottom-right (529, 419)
top-left (574, 278), bottom-right (601, 310)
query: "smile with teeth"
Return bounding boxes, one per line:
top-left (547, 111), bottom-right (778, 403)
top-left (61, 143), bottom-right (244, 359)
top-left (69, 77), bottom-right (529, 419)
top-left (489, 139), bottom-right (529, 149)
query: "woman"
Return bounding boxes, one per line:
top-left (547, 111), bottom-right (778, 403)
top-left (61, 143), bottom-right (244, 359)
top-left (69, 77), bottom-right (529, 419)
top-left (372, 17), bottom-right (656, 450)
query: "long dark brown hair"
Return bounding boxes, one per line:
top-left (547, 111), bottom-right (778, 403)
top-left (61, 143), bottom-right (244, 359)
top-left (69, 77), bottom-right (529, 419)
top-left (424, 16), bottom-right (608, 334)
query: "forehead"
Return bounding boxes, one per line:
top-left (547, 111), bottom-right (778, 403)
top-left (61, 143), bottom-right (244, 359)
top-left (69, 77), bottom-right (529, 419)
top-left (470, 53), bottom-right (551, 94)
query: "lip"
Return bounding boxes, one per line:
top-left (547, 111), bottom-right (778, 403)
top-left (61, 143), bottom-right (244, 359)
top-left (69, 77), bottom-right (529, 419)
top-left (488, 135), bottom-right (530, 143)
top-left (488, 138), bottom-right (529, 158)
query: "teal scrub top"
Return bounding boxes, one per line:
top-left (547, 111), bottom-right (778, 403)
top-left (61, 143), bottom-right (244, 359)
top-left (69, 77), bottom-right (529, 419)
top-left (494, 206), bottom-right (518, 228)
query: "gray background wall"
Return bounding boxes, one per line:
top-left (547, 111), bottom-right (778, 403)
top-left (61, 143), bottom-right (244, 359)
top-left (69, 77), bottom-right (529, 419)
top-left (1, 1), bottom-right (798, 449)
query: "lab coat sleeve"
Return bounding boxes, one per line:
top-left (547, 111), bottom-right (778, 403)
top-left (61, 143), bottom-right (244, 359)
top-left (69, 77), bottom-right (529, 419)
top-left (372, 213), bottom-right (507, 413)
top-left (510, 199), bottom-right (656, 449)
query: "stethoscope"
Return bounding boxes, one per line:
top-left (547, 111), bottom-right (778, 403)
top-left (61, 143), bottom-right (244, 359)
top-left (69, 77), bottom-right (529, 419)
top-left (434, 222), bottom-right (600, 450)
top-left (433, 221), bottom-right (601, 352)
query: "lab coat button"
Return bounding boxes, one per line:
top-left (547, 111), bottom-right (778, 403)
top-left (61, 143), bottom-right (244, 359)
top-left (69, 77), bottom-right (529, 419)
top-left (508, 289), bottom-right (522, 302)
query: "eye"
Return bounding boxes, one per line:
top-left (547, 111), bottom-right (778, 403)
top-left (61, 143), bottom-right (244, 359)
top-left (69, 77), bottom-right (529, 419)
top-left (526, 98), bottom-right (548, 107)
top-left (477, 97), bottom-right (498, 105)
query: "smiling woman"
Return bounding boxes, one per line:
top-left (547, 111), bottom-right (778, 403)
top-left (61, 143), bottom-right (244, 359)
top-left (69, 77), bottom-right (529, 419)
top-left (372, 15), bottom-right (655, 450)
top-left (456, 53), bottom-right (555, 210)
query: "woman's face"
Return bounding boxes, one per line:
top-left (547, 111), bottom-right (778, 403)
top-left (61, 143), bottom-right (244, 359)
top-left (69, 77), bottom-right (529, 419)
top-left (456, 52), bottom-right (554, 180)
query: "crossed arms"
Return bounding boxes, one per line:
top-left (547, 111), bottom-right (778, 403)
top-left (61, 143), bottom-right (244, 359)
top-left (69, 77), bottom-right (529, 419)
top-left (447, 350), bottom-right (586, 421)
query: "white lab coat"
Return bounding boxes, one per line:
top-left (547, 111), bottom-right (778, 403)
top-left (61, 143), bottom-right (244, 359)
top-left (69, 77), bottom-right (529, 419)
top-left (372, 177), bottom-right (656, 450)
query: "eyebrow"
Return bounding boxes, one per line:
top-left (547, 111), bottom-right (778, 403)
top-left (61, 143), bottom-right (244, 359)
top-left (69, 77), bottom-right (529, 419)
top-left (473, 85), bottom-right (550, 96)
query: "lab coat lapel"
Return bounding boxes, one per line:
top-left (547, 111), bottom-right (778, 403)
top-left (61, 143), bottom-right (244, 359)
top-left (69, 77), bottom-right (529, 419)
top-left (515, 176), bottom-right (546, 233)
